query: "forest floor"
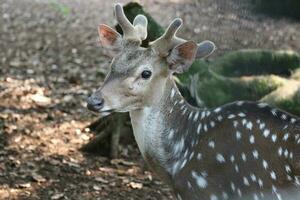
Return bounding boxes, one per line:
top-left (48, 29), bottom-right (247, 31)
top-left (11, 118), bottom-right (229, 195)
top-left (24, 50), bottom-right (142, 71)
top-left (0, 0), bottom-right (300, 199)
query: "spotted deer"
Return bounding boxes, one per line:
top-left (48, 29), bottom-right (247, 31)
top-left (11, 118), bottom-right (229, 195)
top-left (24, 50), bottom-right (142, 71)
top-left (87, 4), bottom-right (300, 200)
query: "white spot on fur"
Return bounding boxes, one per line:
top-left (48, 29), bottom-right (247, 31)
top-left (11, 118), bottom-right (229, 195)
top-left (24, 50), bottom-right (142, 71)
top-left (230, 155), bottom-right (235, 162)
top-left (284, 149), bottom-right (289, 158)
top-left (250, 135), bottom-right (255, 144)
top-left (191, 171), bottom-right (207, 188)
top-left (217, 115), bottom-right (223, 121)
top-left (243, 177), bottom-right (250, 186)
top-left (258, 178), bottom-right (263, 188)
top-left (174, 138), bottom-right (185, 154)
top-left (285, 165), bottom-right (291, 173)
top-left (230, 182), bottom-right (236, 191)
top-left (281, 114), bottom-right (287, 120)
top-left (214, 107), bottom-right (222, 113)
top-left (222, 192), bottom-right (229, 200)
top-left (206, 111), bottom-right (211, 117)
top-left (193, 111), bottom-right (199, 121)
top-left (203, 124), bottom-right (208, 132)
top-left (271, 109), bottom-right (277, 116)
top-left (216, 153), bottom-right (226, 163)
top-left (235, 164), bottom-right (239, 172)
top-left (210, 194), bottom-right (218, 200)
top-left (246, 121), bottom-right (253, 130)
top-left (262, 160), bottom-right (268, 170)
top-left (258, 102), bottom-right (268, 108)
top-left (252, 150), bottom-right (259, 159)
top-left (236, 101), bottom-right (244, 106)
top-left (169, 107), bottom-right (174, 114)
top-left (197, 123), bottom-right (202, 135)
top-left (228, 114), bottom-right (236, 119)
top-left (208, 141), bottom-right (215, 148)
top-left (270, 171), bottom-right (277, 180)
top-left (263, 129), bottom-right (270, 138)
top-left (177, 193), bottom-right (182, 200)
top-left (250, 173), bottom-right (257, 182)
top-left (168, 129), bottom-right (174, 140)
top-left (179, 159), bottom-right (187, 170)
top-left (242, 119), bottom-right (247, 126)
top-left (241, 153), bottom-right (247, 161)
top-left (278, 147), bottom-right (283, 156)
top-left (236, 131), bottom-right (241, 140)
top-left (259, 123), bottom-right (266, 130)
top-left (283, 133), bottom-right (289, 141)
top-left (188, 111), bottom-right (193, 120)
top-left (233, 121), bottom-right (238, 128)
top-left (238, 112), bottom-right (246, 117)
top-left (189, 152), bottom-right (194, 160)
top-left (210, 121), bottom-right (215, 128)
top-left (272, 134), bottom-right (277, 142)
top-left (200, 111), bottom-right (205, 119)
top-left (197, 153), bottom-right (202, 160)
top-left (237, 188), bottom-right (242, 197)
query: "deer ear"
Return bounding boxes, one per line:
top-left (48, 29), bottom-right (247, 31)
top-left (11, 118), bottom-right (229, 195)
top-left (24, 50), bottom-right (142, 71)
top-left (167, 41), bottom-right (197, 73)
top-left (196, 40), bottom-right (216, 58)
top-left (98, 24), bottom-right (122, 55)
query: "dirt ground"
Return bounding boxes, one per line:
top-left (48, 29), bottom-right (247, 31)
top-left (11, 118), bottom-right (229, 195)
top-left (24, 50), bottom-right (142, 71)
top-left (1, 0), bottom-right (300, 199)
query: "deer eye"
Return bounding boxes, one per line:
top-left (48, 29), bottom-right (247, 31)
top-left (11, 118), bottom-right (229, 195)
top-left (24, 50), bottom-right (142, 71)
top-left (141, 70), bottom-right (152, 79)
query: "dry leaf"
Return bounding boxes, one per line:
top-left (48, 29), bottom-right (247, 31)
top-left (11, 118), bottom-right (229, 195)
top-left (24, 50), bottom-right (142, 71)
top-left (128, 182), bottom-right (143, 189)
top-left (93, 185), bottom-right (101, 191)
top-left (31, 173), bottom-right (46, 182)
top-left (31, 94), bottom-right (51, 106)
top-left (51, 193), bottom-right (64, 200)
top-left (95, 177), bottom-right (109, 184)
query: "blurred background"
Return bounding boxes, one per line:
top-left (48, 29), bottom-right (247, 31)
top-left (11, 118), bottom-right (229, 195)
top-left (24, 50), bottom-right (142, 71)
top-left (1, 0), bottom-right (300, 199)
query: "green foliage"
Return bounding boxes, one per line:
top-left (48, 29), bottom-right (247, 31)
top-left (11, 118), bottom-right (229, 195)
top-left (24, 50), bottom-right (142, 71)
top-left (277, 98), bottom-right (300, 116)
top-left (212, 50), bottom-right (300, 77)
top-left (179, 49), bottom-right (300, 116)
top-left (50, 0), bottom-right (71, 17)
top-left (253, 0), bottom-right (300, 19)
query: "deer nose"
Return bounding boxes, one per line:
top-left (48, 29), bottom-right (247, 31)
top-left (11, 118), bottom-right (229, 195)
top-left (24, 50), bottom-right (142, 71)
top-left (86, 95), bottom-right (104, 112)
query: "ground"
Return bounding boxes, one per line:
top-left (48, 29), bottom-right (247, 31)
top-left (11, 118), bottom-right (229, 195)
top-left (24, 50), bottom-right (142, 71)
top-left (0, 0), bottom-right (300, 199)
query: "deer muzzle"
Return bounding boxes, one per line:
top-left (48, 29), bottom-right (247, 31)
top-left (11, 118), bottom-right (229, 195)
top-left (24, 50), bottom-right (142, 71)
top-left (86, 94), bottom-right (105, 112)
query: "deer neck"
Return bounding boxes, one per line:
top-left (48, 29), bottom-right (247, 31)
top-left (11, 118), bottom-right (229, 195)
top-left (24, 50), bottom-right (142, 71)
top-left (129, 75), bottom-right (202, 181)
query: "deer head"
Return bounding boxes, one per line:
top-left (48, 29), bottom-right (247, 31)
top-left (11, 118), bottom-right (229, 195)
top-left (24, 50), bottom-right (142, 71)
top-left (87, 4), bottom-right (215, 116)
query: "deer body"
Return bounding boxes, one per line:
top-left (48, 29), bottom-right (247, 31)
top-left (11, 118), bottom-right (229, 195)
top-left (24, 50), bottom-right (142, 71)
top-left (130, 76), bottom-right (300, 200)
top-left (87, 4), bottom-right (300, 200)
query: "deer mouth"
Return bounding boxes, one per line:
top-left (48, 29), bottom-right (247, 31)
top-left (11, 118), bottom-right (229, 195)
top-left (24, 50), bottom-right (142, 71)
top-left (86, 102), bottom-right (114, 114)
top-left (87, 107), bottom-right (115, 117)
top-left (98, 110), bottom-right (114, 117)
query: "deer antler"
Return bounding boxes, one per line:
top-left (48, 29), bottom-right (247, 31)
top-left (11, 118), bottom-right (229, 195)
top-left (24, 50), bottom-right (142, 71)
top-left (114, 4), bottom-right (148, 42)
top-left (149, 18), bottom-right (185, 57)
top-left (150, 18), bottom-right (216, 58)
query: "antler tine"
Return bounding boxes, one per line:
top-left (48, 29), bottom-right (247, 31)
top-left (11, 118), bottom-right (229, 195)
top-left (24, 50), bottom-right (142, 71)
top-left (163, 18), bottom-right (182, 40)
top-left (150, 18), bottom-right (185, 56)
top-left (114, 4), bottom-right (136, 40)
top-left (133, 14), bottom-right (148, 41)
top-left (114, 4), bottom-right (148, 42)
